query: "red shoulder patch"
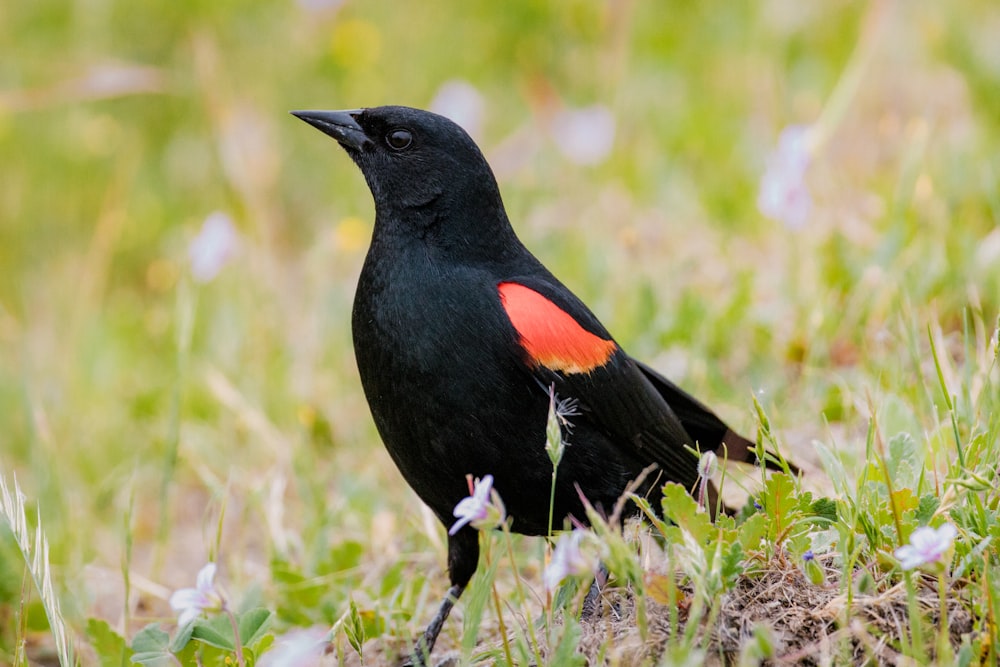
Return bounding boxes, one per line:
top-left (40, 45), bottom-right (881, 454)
top-left (498, 282), bottom-right (617, 374)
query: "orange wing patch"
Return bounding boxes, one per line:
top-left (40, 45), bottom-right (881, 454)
top-left (498, 282), bottom-right (617, 374)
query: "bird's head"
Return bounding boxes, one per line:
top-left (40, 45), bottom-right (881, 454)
top-left (292, 106), bottom-right (511, 246)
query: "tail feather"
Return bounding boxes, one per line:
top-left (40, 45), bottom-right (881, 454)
top-left (634, 360), bottom-right (798, 475)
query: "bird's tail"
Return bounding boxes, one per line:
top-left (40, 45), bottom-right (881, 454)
top-left (635, 360), bottom-right (799, 476)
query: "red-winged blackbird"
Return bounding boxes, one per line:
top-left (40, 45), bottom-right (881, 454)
top-left (292, 106), bottom-right (791, 664)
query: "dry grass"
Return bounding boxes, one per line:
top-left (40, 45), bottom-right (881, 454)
top-left (566, 554), bottom-right (975, 666)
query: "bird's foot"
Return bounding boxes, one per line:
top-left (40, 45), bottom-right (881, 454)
top-left (400, 584), bottom-right (464, 667)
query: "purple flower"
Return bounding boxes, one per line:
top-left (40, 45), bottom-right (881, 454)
top-left (448, 475), bottom-right (505, 535)
top-left (550, 105), bottom-right (616, 166)
top-left (757, 125), bottom-right (813, 228)
top-left (803, 550), bottom-right (815, 562)
top-left (258, 627), bottom-right (328, 667)
top-left (430, 80), bottom-right (486, 140)
top-left (189, 212), bottom-right (239, 283)
top-left (543, 529), bottom-right (597, 591)
top-left (296, 0), bottom-right (344, 12)
top-left (895, 523), bottom-right (957, 570)
top-left (169, 562), bottom-right (226, 626)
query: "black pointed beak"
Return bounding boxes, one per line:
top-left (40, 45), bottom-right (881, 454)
top-left (291, 109), bottom-right (372, 151)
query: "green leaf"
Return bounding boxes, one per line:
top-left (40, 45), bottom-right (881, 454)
top-left (736, 512), bottom-right (768, 552)
top-left (549, 613), bottom-right (585, 666)
top-left (129, 653), bottom-right (175, 667)
top-left (175, 640), bottom-right (233, 667)
top-left (269, 560), bottom-right (320, 620)
top-left (191, 615), bottom-right (236, 651)
top-left (953, 535), bottom-right (992, 580)
top-left (786, 532), bottom-right (812, 559)
top-left (87, 618), bottom-right (132, 667)
top-left (358, 607), bottom-right (385, 644)
top-left (130, 624), bottom-right (170, 654)
top-left (238, 608), bottom-right (273, 647)
top-left (168, 620), bottom-right (195, 654)
top-left (129, 624), bottom-right (173, 667)
top-left (660, 482), bottom-right (713, 544)
top-left (378, 560), bottom-right (406, 597)
top-left (956, 634), bottom-right (979, 667)
top-left (462, 543), bottom-right (500, 661)
top-left (251, 633), bottom-right (275, 657)
top-left (760, 473), bottom-right (798, 545)
top-left (744, 624), bottom-right (776, 660)
top-left (914, 494), bottom-right (940, 524)
top-left (551, 573), bottom-right (583, 611)
top-left (886, 431), bottom-right (919, 488)
top-left (320, 540), bottom-right (365, 574)
top-left (720, 541), bottom-right (744, 587)
top-left (890, 487), bottom-right (919, 515)
top-left (810, 497), bottom-right (838, 523)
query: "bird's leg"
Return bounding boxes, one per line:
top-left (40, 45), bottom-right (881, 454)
top-left (581, 561), bottom-right (609, 620)
top-left (405, 527), bottom-right (480, 666)
top-left (406, 583), bottom-right (466, 666)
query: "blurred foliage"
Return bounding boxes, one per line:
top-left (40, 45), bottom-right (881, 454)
top-left (1, 0), bottom-right (999, 663)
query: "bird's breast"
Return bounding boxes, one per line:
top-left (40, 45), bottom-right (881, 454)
top-left (352, 249), bottom-right (527, 427)
top-left (350, 251), bottom-right (550, 517)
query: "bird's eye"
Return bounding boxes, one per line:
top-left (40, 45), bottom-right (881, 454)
top-left (386, 129), bottom-right (412, 150)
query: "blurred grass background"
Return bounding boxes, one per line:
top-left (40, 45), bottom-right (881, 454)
top-left (1, 0), bottom-right (999, 661)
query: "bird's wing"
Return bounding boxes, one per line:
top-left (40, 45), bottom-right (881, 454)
top-left (634, 361), bottom-right (798, 473)
top-left (497, 277), bottom-right (704, 488)
top-left (633, 361), bottom-right (756, 466)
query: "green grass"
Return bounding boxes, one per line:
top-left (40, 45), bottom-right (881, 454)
top-left (2, 0), bottom-right (1000, 664)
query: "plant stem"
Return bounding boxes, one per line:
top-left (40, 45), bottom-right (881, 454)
top-left (937, 570), bottom-right (951, 662)
top-left (500, 523), bottom-right (543, 666)
top-left (156, 279), bottom-right (196, 573)
top-left (225, 608), bottom-right (245, 667)
top-left (491, 584), bottom-right (514, 666)
top-left (903, 571), bottom-right (926, 663)
top-left (548, 466), bottom-right (557, 539)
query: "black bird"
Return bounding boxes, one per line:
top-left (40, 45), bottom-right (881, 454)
top-left (292, 106), bottom-right (790, 663)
